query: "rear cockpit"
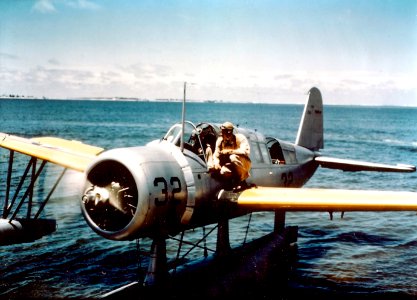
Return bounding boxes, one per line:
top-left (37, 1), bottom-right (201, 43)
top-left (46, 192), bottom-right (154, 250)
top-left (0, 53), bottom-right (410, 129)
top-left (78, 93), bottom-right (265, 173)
top-left (266, 137), bottom-right (286, 164)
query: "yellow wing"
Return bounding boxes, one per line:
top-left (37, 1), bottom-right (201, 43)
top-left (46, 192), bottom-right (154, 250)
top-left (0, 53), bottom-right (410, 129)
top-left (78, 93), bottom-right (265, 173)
top-left (0, 133), bottom-right (104, 172)
top-left (219, 186), bottom-right (417, 212)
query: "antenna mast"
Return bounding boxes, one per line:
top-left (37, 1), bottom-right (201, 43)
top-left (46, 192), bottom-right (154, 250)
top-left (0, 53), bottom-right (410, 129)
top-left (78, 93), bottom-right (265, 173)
top-left (180, 82), bottom-right (186, 152)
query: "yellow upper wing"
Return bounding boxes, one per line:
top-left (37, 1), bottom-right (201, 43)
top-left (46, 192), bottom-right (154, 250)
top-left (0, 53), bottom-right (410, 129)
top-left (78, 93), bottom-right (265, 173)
top-left (0, 133), bottom-right (104, 172)
top-left (219, 186), bottom-right (417, 212)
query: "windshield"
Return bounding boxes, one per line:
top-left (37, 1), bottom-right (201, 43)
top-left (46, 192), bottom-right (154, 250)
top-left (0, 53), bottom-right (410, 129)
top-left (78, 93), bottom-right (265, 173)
top-left (164, 121), bottom-right (220, 164)
top-left (163, 121), bottom-right (199, 148)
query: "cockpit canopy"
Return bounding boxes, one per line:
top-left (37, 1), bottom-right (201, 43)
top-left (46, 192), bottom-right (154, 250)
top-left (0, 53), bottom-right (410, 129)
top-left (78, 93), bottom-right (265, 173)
top-left (162, 121), bottom-right (292, 166)
top-left (163, 121), bottom-right (219, 161)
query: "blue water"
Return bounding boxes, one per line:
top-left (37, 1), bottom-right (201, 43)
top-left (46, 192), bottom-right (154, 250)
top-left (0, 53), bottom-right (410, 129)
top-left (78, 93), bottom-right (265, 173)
top-left (0, 99), bottom-right (416, 298)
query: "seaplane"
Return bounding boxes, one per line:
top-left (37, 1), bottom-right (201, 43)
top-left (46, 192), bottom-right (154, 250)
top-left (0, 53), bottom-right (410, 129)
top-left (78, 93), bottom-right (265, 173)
top-left (0, 87), bottom-right (416, 296)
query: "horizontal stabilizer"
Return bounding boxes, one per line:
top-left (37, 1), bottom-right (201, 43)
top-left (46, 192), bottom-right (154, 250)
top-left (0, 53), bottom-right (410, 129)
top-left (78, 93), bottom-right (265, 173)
top-left (315, 156), bottom-right (416, 173)
top-left (222, 187), bottom-right (417, 212)
top-left (0, 133), bottom-right (104, 172)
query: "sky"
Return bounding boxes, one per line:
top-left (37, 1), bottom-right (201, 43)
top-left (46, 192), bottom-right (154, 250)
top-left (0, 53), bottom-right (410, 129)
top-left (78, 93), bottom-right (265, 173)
top-left (0, 0), bottom-right (416, 106)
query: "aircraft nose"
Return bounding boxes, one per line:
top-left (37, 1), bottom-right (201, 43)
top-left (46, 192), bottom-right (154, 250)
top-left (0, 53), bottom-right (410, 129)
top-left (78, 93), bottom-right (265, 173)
top-left (81, 159), bottom-right (139, 235)
top-left (82, 183), bottom-right (134, 215)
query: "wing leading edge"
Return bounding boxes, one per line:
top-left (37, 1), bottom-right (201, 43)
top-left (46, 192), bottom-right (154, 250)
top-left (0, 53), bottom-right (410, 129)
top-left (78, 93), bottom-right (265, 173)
top-left (0, 133), bottom-right (104, 172)
top-left (315, 156), bottom-right (416, 173)
top-left (219, 187), bottom-right (417, 212)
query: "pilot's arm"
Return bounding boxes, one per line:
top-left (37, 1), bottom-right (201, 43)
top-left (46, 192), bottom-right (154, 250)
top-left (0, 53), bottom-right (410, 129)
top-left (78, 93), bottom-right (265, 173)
top-left (231, 134), bottom-right (250, 157)
top-left (212, 137), bottom-right (224, 170)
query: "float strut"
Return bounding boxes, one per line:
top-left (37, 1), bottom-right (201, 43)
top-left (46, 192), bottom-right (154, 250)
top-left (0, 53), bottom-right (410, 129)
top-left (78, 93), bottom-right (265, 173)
top-left (143, 236), bottom-right (168, 286)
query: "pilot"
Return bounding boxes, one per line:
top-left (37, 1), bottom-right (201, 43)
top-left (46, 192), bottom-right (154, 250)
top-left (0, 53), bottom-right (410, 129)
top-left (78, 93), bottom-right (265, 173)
top-left (210, 121), bottom-right (251, 189)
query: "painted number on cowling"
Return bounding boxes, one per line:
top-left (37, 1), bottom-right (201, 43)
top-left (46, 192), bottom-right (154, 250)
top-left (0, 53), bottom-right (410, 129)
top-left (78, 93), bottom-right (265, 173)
top-left (153, 177), bottom-right (182, 206)
top-left (281, 172), bottom-right (293, 187)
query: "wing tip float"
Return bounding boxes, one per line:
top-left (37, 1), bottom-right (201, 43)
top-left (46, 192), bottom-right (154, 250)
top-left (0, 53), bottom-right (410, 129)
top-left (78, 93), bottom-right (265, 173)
top-left (0, 218), bottom-right (56, 246)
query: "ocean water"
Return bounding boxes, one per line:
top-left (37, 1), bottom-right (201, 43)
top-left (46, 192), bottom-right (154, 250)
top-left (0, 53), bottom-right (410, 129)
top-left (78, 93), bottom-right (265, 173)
top-left (0, 99), bottom-right (416, 299)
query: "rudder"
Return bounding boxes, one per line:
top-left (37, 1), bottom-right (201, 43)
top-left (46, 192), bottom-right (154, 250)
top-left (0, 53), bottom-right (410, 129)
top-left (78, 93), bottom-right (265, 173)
top-left (295, 87), bottom-right (323, 151)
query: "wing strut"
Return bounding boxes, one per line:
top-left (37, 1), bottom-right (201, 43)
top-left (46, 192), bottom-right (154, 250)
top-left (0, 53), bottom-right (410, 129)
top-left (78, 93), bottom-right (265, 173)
top-left (34, 168), bottom-right (67, 219)
top-left (8, 158), bottom-right (46, 221)
top-left (0, 149), bottom-right (69, 245)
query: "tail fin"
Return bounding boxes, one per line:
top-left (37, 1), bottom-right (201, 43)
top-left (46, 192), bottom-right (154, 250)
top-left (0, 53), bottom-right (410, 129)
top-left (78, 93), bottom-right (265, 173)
top-left (295, 87), bottom-right (323, 151)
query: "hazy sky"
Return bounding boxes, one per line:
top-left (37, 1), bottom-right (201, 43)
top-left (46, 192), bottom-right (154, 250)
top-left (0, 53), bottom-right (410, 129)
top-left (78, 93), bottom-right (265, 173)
top-left (1, 0), bottom-right (416, 106)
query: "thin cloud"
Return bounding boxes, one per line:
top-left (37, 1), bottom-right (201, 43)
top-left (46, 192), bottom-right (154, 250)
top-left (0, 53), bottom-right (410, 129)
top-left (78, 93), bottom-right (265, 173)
top-left (0, 52), bottom-right (19, 60)
top-left (64, 0), bottom-right (101, 10)
top-left (32, 0), bottom-right (100, 13)
top-left (122, 63), bottom-right (175, 80)
top-left (32, 0), bottom-right (56, 13)
top-left (274, 74), bottom-right (294, 80)
top-left (48, 59), bottom-right (60, 65)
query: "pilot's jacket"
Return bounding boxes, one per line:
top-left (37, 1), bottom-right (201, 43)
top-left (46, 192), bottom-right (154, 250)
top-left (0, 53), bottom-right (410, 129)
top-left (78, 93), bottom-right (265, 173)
top-left (212, 133), bottom-right (251, 181)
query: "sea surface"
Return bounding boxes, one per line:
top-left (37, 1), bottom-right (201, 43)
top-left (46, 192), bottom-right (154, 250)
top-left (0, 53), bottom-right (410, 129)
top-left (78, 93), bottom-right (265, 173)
top-left (0, 98), bottom-right (416, 299)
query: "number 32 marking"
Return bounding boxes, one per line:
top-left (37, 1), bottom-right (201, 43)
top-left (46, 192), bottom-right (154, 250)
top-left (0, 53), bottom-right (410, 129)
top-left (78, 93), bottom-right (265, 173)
top-left (154, 177), bottom-right (181, 206)
top-left (281, 172), bottom-right (293, 187)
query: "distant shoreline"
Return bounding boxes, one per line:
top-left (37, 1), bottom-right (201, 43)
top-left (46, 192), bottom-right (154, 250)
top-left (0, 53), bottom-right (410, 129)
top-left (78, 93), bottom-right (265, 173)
top-left (0, 96), bottom-right (415, 108)
top-left (0, 96), bottom-right (223, 103)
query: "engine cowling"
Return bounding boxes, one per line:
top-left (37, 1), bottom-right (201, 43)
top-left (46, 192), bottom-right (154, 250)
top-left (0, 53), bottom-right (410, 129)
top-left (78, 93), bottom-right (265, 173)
top-left (80, 145), bottom-right (189, 241)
